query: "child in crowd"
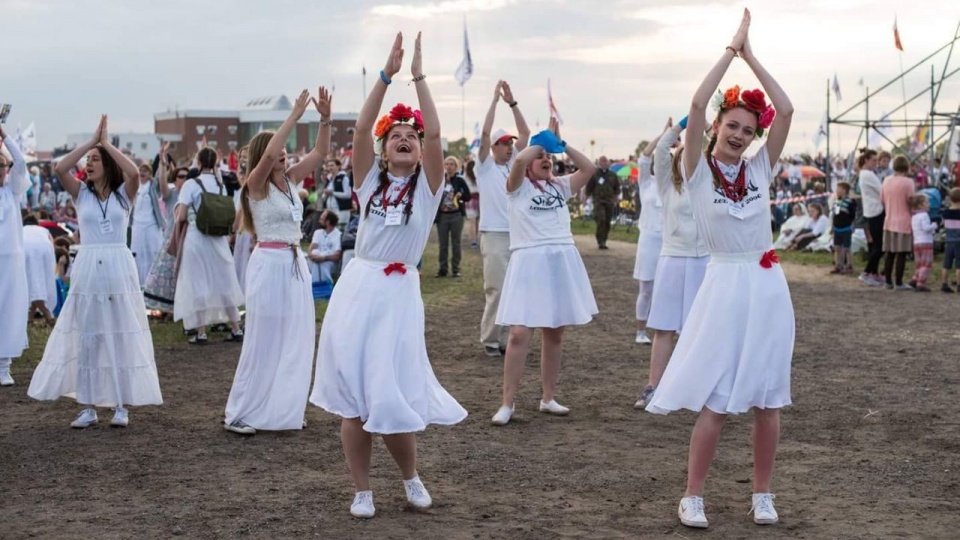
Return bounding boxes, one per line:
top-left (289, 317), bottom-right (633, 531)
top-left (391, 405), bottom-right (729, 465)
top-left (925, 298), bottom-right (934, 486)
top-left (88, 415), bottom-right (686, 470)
top-left (940, 188), bottom-right (960, 293)
top-left (830, 182), bottom-right (857, 274)
top-left (909, 194), bottom-right (937, 292)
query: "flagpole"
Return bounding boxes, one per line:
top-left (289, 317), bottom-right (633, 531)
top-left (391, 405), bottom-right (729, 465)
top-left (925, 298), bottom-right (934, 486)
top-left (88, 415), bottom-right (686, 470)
top-left (898, 52), bottom-right (910, 143)
top-left (462, 85), bottom-right (466, 142)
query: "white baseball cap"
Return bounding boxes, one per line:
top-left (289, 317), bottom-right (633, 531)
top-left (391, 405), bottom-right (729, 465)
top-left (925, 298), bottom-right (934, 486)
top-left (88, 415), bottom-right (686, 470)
top-left (491, 128), bottom-right (517, 144)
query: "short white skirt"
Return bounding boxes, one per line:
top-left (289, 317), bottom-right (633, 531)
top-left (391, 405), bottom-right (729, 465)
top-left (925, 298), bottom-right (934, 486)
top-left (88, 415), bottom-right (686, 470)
top-left (310, 258), bottom-right (467, 434)
top-left (633, 231), bottom-right (663, 281)
top-left (28, 244), bottom-right (162, 407)
top-left (646, 255), bottom-right (710, 333)
top-left (496, 243), bottom-right (598, 328)
top-left (647, 250), bottom-right (794, 415)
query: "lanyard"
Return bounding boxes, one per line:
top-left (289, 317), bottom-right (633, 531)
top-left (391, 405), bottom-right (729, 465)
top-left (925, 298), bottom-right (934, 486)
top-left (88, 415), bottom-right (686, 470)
top-left (381, 181), bottom-right (413, 208)
top-left (95, 191), bottom-right (111, 221)
top-left (276, 177), bottom-right (296, 206)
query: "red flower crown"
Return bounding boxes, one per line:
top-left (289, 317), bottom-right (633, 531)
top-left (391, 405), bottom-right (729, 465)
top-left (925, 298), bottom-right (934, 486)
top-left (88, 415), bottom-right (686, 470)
top-left (374, 103), bottom-right (424, 140)
top-left (710, 85), bottom-right (776, 138)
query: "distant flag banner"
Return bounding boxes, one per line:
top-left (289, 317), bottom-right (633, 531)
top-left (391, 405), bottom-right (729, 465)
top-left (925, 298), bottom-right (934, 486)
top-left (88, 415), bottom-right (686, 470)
top-left (454, 19), bottom-right (473, 86)
top-left (812, 112), bottom-right (828, 149)
top-left (832, 73), bottom-right (842, 101)
top-left (913, 122), bottom-right (929, 152)
top-left (868, 111), bottom-right (893, 147)
top-left (469, 122), bottom-right (481, 155)
top-left (894, 17), bottom-right (904, 51)
top-left (548, 79), bottom-right (563, 124)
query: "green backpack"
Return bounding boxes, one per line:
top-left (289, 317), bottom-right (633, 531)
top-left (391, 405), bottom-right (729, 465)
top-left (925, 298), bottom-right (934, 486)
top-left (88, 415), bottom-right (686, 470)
top-left (192, 178), bottom-right (235, 236)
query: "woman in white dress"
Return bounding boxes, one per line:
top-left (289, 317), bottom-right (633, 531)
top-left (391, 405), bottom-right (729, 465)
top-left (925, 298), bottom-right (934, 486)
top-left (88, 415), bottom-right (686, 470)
top-left (223, 88), bottom-right (330, 435)
top-left (232, 145), bottom-right (254, 291)
top-left (173, 148), bottom-right (245, 343)
top-left (634, 117), bottom-right (711, 409)
top-left (22, 215), bottom-right (58, 326)
top-left (309, 33), bottom-right (467, 519)
top-left (633, 132), bottom-right (664, 344)
top-left (130, 159), bottom-right (170, 286)
top-left (28, 116), bottom-right (163, 427)
top-left (645, 10), bottom-right (795, 529)
top-left (772, 203), bottom-right (809, 250)
top-left (0, 126), bottom-right (29, 387)
top-left (490, 118), bottom-right (598, 426)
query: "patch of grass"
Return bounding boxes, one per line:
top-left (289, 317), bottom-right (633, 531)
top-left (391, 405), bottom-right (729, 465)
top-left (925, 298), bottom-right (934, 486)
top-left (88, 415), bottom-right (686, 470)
top-left (569, 217), bottom-right (639, 244)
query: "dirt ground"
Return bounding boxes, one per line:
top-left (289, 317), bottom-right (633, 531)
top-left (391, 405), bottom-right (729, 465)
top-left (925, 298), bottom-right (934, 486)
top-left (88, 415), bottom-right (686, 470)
top-left (2, 236), bottom-right (959, 539)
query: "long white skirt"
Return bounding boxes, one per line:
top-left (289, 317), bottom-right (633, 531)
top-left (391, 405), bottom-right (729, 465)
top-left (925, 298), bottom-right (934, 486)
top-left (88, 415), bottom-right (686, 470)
top-left (24, 239), bottom-right (57, 309)
top-left (646, 255), bottom-right (710, 333)
top-left (310, 258), bottom-right (467, 434)
top-left (131, 223), bottom-right (163, 287)
top-left (174, 225), bottom-right (244, 329)
top-left (143, 225), bottom-right (177, 314)
top-left (496, 244), bottom-right (598, 328)
top-left (647, 250), bottom-right (794, 415)
top-left (0, 252), bottom-right (28, 358)
top-left (633, 231), bottom-right (663, 281)
top-left (234, 232), bottom-right (253, 293)
top-left (225, 247), bottom-right (315, 430)
top-left (28, 244), bottom-right (162, 407)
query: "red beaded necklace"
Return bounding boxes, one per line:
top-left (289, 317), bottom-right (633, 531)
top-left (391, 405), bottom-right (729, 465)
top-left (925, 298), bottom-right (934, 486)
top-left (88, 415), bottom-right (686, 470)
top-left (708, 155), bottom-right (747, 202)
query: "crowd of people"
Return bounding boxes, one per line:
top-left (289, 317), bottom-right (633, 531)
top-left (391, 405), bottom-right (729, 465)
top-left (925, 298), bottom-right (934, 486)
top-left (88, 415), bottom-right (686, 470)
top-left (4, 10), bottom-right (958, 531)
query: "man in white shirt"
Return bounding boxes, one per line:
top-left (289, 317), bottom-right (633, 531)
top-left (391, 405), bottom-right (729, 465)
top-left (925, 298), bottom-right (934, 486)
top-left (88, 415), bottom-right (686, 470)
top-left (476, 80), bottom-right (530, 357)
top-left (308, 209), bottom-right (342, 284)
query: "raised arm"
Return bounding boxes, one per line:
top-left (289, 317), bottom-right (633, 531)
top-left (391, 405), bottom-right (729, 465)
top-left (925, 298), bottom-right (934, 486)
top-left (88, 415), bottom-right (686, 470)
top-left (545, 118), bottom-right (597, 193)
top-left (500, 81), bottom-right (530, 150)
top-left (0, 125), bottom-right (29, 196)
top-left (54, 116), bottom-right (104, 199)
top-left (740, 34), bottom-right (793, 168)
top-left (247, 89), bottom-right (310, 198)
top-left (411, 33), bottom-right (444, 195)
top-left (655, 123), bottom-right (682, 190)
top-left (354, 33), bottom-right (404, 189)
top-left (288, 87), bottom-right (333, 184)
top-left (507, 145), bottom-right (537, 194)
top-left (478, 81), bottom-right (501, 163)
top-left (96, 116), bottom-right (141, 200)
top-left (643, 118), bottom-right (671, 159)
top-left (156, 140), bottom-right (171, 199)
top-left (684, 9), bottom-right (750, 176)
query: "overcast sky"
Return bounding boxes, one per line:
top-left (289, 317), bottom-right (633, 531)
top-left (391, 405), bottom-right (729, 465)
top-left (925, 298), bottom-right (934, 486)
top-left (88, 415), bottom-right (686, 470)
top-left (2, 0), bottom-right (959, 158)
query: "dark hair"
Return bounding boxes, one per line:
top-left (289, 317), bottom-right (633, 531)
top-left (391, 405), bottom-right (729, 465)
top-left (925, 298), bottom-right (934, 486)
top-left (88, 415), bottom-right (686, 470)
top-left (807, 202), bottom-right (824, 216)
top-left (54, 237), bottom-right (73, 250)
top-left (86, 146), bottom-right (129, 210)
top-left (23, 214), bottom-right (39, 226)
top-left (836, 181), bottom-right (851, 193)
top-left (878, 150), bottom-right (892, 160)
top-left (198, 147), bottom-right (218, 170)
top-left (364, 163), bottom-right (421, 225)
top-left (856, 148), bottom-right (877, 168)
top-left (38, 209), bottom-right (51, 220)
top-left (465, 160), bottom-right (476, 183)
top-left (326, 158), bottom-right (342, 167)
top-left (892, 155), bottom-right (910, 174)
top-left (168, 166), bottom-right (189, 185)
top-left (323, 209), bottom-right (339, 227)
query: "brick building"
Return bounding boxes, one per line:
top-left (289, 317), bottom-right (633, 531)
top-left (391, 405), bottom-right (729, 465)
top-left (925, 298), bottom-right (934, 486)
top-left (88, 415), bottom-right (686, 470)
top-left (154, 95), bottom-right (357, 163)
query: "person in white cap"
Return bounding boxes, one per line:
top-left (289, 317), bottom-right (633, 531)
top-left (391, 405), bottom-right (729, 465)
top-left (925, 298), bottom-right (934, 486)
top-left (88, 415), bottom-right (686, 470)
top-left (476, 80), bottom-right (530, 357)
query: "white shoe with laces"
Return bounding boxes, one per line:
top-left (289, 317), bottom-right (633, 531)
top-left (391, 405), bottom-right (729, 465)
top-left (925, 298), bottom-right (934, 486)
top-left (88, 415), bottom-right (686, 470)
top-left (403, 476), bottom-right (432, 510)
top-left (678, 496), bottom-right (708, 528)
top-left (110, 407), bottom-right (129, 427)
top-left (350, 490), bottom-right (375, 518)
top-left (0, 370), bottom-right (13, 387)
top-left (491, 405), bottom-right (514, 426)
top-left (636, 331), bottom-right (652, 344)
top-left (70, 409), bottom-right (99, 429)
top-left (539, 400), bottom-right (570, 416)
top-left (751, 493), bottom-right (779, 525)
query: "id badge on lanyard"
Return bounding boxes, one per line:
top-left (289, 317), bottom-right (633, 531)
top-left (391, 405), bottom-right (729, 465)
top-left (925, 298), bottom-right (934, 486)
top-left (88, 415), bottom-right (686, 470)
top-left (291, 205), bottom-right (302, 222)
top-left (99, 218), bottom-right (115, 234)
top-left (385, 206), bottom-right (403, 226)
top-left (728, 201), bottom-right (745, 220)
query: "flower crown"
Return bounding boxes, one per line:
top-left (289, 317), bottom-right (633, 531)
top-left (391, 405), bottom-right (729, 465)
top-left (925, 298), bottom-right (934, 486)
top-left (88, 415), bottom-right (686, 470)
top-left (709, 85), bottom-right (776, 138)
top-left (374, 103), bottom-right (424, 140)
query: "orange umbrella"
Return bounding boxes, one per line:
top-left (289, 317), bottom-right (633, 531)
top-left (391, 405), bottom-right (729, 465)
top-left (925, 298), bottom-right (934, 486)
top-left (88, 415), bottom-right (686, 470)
top-left (779, 166), bottom-right (825, 179)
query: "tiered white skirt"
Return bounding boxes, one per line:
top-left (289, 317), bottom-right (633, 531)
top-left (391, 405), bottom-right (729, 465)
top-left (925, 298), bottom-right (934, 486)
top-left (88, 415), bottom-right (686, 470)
top-left (174, 226), bottom-right (244, 329)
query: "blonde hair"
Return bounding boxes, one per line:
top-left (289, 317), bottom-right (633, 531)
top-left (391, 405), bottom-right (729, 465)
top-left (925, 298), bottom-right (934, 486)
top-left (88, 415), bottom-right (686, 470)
top-left (908, 193), bottom-right (929, 211)
top-left (444, 156), bottom-right (461, 171)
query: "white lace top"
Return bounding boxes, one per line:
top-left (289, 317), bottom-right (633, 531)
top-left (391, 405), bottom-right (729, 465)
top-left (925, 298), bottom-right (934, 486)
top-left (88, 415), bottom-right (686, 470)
top-left (249, 179), bottom-right (303, 244)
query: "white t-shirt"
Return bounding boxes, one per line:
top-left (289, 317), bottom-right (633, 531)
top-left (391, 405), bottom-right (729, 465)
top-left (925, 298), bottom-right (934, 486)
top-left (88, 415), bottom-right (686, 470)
top-left (177, 173), bottom-right (223, 222)
top-left (654, 129), bottom-right (707, 257)
top-left (476, 151), bottom-right (517, 232)
top-left (808, 214), bottom-right (829, 236)
top-left (354, 161), bottom-right (443, 266)
top-left (132, 182), bottom-right (155, 227)
top-left (76, 184), bottom-right (132, 245)
top-left (859, 169), bottom-right (883, 219)
top-left (311, 228), bottom-right (342, 257)
top-left (506, 175), bottom-right (574, 250)
top-left (637, 155), bottom-right (663, 236)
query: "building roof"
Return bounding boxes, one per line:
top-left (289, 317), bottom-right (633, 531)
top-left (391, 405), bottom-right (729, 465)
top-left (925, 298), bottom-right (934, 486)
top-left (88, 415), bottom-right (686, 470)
top-left (243, 96), bottom-right (292, 110)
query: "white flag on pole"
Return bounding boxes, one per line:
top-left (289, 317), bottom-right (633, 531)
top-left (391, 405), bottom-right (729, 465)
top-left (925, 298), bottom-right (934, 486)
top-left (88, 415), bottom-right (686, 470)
top-left (454, 19), bottom-right (473, 86)
top-left (812, 112), bottom-right (828, 149)
top-left (868, 111), bottom-right (893, 148)
top-left (19, 122), bottom-right (37, 155)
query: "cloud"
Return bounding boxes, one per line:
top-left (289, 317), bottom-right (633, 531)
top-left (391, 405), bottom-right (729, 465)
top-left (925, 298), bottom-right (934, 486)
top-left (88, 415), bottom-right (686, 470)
top-left (370, 0), bottom-right (518, 19)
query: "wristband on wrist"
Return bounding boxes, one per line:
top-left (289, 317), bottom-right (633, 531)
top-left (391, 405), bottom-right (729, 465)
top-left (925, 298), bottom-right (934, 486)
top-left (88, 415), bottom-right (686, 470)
top-left (379, 70), bottom-right (392, 85)
top-left (408, 74), bottom-right (427, 86)
top-left (508, 101), bottom-right (518, 108)
top-left (319, 118), bottom-right (332, 127)
top-left (725, 46), bottom-right (739, 57)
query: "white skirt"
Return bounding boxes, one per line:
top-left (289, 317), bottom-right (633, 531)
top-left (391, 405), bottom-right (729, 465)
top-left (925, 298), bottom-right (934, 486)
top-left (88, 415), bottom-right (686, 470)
top-left (0, 252), bottom-right (29, 358)
top-left (646, 255), bottom-right (710, 333)
top-left (24, 240), bottom-right (57, 308)
top-left (633, 231), bottom-right (663, 281)
top-left (131, 223), bottom-right (163, 287)
top-left (28, 244), bottom-right (162, 407)
top-left (174, 226), bottom-right (245, 329)
top-left (225, 247), bottom-right (315, 430)
top-left (646, 251), bottom-right (794, 415)
top-left (496, 244), bottom-right (598, 328)
top-left (310, 257), bottom-right (468, 434)
top-left (234, 232), bottom-right (254, 293)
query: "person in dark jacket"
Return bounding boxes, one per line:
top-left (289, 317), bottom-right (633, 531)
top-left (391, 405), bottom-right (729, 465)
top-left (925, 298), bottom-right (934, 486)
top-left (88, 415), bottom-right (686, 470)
top-left (436, 156), bottom-right (472, 277)
top-left (585, 155), bottom-right (620, 249)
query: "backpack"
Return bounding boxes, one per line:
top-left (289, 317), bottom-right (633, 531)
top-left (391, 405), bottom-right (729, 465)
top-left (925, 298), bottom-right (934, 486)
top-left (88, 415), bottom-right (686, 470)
top-left (192, 177), bottom-right (235, 236)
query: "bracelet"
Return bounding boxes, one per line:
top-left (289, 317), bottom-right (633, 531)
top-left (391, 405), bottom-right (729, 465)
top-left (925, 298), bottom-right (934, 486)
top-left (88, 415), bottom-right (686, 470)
top-left (725, 46), bottom-right (739, 57)
top-left (379, 70), bottom-right (392, 85)
top-left (319, 117), bottom-right (332, 127)
top-left (508, 101), bottom-right (518, 108)
top-left (409, 74), bottom-right (427, 86)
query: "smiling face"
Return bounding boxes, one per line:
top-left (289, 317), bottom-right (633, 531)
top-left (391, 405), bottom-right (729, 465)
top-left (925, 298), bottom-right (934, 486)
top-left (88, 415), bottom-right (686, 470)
top-left (383, 124), bottom-right (422, 169)
top-left (85, 148), bottom-right (104, 180)
top-left (526, 148), bottom-right (553, 181)
top-left (139, 165), bottom-right (152, 184)
top-left (712, 107), bottom-right (758, 161)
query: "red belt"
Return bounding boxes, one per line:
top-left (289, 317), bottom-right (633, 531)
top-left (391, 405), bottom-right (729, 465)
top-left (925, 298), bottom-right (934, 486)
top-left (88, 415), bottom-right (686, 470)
top-left (258, 241), bottom-right (294, 249)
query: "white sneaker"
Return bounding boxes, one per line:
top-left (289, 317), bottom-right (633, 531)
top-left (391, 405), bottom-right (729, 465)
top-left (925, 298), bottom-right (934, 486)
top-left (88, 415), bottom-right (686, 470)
top-left (539, 400), bottom-right (570, 416)
top-left (403, 476), bottom-right (432, 510)
top-left (224, 420), bottom-right (256, 435)
top-left (71, 409), bottom-right (99, 429)
top-left (751, 493), bottom-right (779, 525)
top-left (678, 496), bottom-right (708, 528)
top-left (350, 490), bottom-right (375, 518)
top-left (491, 405), bottom-right (514, 426)
top-left (634, 385), bottom-right (655, 409)
top-left (110, 408), bottom-right (129, 427)
top-left (0, 370), bottom-right (13, 387)
top-left (635, 331), bottom-right (652, 344)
